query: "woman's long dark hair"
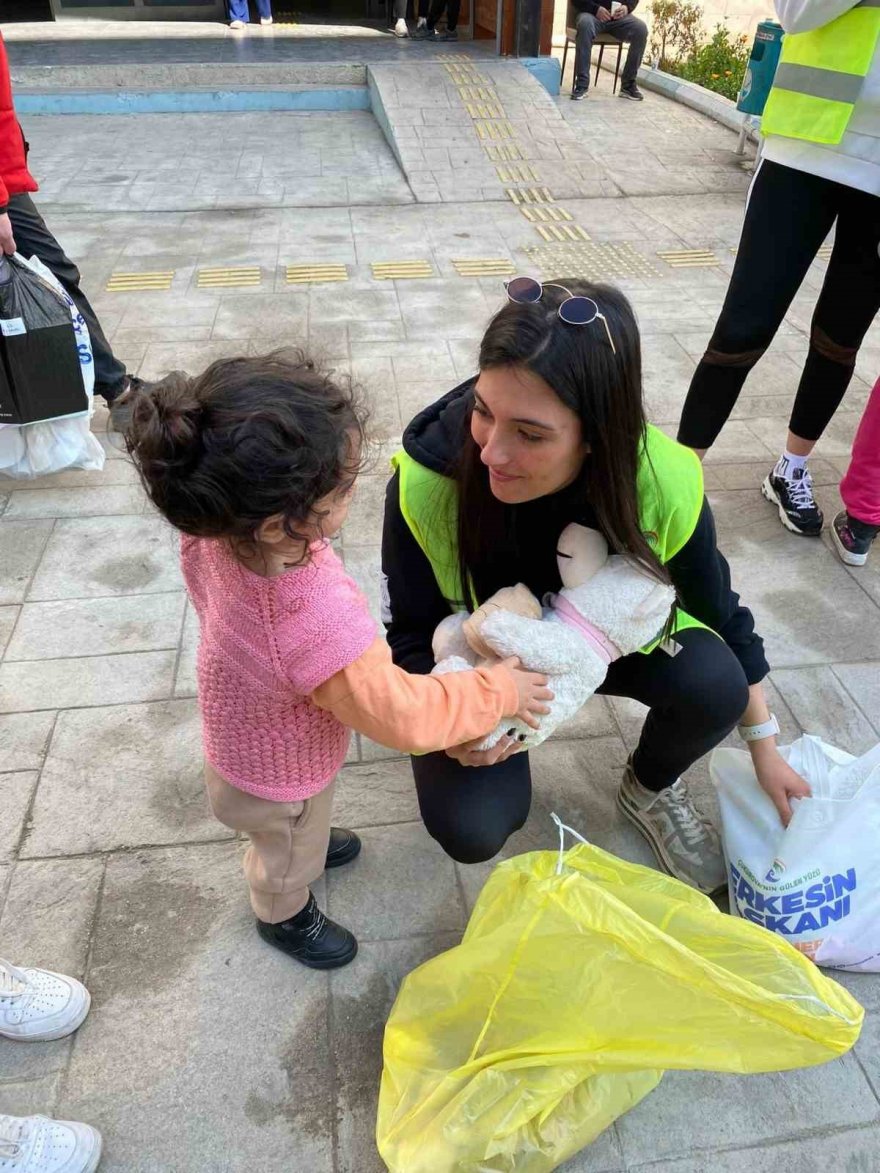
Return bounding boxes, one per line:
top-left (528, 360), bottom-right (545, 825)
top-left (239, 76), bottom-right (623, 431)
top-left (457, 278), bottom-right (669, 605)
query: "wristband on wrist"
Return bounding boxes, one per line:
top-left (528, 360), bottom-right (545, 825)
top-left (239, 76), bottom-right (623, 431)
top-left (738, 713), bottom-right (780, 743)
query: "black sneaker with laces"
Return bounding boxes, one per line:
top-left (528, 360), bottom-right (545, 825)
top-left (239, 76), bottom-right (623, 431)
top-left (257, 892), bottom-right (358, 969)
top-left (571, 85), bottom-right (588, 101)
top-left (832, 510), bottom-right (878, 566)
top-left (761, 464), bottom-right (824, 536)
top-left (325, 826), bottom-right (361, 869)
top-left (619, 82), bottom-right (644, 101)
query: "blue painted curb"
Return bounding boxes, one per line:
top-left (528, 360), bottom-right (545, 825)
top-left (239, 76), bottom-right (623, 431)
top-left (520, 56), bottom-right (561, 97)
top-left (15, 88), bottom-right (370, 115)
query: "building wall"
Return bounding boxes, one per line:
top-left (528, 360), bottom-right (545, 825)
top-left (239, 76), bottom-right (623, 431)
top-left (553, 2), bottom-right (775, 47)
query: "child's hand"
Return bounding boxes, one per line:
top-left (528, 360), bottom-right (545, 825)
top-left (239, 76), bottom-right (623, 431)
top-left (501, 657), bottom-right (553, 730)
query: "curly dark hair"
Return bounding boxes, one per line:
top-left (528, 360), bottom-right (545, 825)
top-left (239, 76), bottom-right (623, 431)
top-left (116, 350), bottom-right (368, 552)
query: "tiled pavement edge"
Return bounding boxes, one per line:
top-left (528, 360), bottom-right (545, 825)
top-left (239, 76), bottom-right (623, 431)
top-left (1, 47), bottom-right (880, 1173)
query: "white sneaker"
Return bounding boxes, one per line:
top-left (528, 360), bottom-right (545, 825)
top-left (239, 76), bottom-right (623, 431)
top-left (0, 1115), bottom-right (102, 1173)
top-left (393, 17), bottom-right (408, 36)
top-left (0, 961), bottom-right (91, 1042)
top-left (260, 15), bottom-right (273, 24)
top-left (229, 19), bottom-right (245, 29)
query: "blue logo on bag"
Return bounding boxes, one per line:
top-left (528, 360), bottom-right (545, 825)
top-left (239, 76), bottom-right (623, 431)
top-left (730, 862), bottom-right (856, 935)
top-left (764, 858), bottom-right (786, 883)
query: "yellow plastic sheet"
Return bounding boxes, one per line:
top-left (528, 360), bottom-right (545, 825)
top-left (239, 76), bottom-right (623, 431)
top-left (377, 838), bottom-right (863, 1173)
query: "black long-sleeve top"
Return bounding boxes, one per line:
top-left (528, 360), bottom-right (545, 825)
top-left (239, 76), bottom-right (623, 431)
top-left (381, 383), bottom-right (769, 684)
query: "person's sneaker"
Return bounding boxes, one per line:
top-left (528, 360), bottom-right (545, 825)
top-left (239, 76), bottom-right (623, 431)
top-left (260, 15), bottom-right (273, 24)
top-left (571, 85), bottom-right (589, 101)
top-left (257, 893), bottom-right (357, 969)
top-left (325, 827), bottom-right (361, 869)
top-left (393, 17), bottom-right (408, 36)
top-left (619, 82), bottom-right (644, 101)
top-left (831, 510), bottom-right (879, 567)
top-left (617, 759), bottom-right (726, 894)
top-left (440, 28), bottom-right (458, 39)
top-left (0, 1115), bottom-right (102, 1173)
top-left (419, 26), bottom-right (438, 38)
top-left (229, 19), bottom-right (245, 29)
top-left (761, 465), bottom-right (824, 536)
top-left (0, 961), bottom-right (91, 1043)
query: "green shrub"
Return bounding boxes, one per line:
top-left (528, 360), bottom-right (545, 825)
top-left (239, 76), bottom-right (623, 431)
top-left (649, 2), bottom-right (751, 101)
top-left (674, 25), bottom-right (751, 101)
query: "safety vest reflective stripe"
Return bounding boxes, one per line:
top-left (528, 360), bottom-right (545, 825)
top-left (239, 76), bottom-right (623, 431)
top-left (763, 1), bottom-right (880, 145)
top-left (773, 62), bottom-right (864, 106)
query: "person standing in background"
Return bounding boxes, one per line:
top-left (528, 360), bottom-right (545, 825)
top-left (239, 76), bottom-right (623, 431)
top-left (678, 0), bottom-right (880, 539)
top-left (228, 0), bottom-right (273, 30)
top-left (833, 376), bottom-right (880, 566)
top-left (0, 31), bottom-right (139, 407)
top-left (570, 0), bottom-right (647, 102)
top-left (393, 0), bottom-right (431, 38)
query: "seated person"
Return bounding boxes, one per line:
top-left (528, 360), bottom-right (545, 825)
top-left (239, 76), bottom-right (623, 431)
top-left (571, 0), bottom-right (647, 102)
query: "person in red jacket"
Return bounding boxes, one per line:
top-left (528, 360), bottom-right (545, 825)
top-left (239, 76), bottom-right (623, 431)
top-left (0, 32), bottom-right (136, 405)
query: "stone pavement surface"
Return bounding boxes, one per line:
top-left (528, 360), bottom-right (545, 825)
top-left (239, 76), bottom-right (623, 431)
top-left (2, 28), bottom-right (880, 1173)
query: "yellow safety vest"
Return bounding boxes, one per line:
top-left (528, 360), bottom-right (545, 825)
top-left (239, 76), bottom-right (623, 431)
top-left (763, 0), bottom-right (880, 145)
top-left (391, 423), bottom-right (710, 653)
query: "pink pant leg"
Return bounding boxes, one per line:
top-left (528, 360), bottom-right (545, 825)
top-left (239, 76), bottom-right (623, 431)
top-left (841, 376), bottom-right (880, 527)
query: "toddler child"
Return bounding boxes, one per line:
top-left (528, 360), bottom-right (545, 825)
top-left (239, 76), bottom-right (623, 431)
top-left (120, 352), bottom-right (550, 970)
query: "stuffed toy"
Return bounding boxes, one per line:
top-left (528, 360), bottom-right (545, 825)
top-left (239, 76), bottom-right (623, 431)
top-left (432, 524), bottom-right (676, 751)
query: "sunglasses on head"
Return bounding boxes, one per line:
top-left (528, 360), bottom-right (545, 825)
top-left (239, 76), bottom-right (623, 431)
top-left (505, 276), bottom-right (617, 356)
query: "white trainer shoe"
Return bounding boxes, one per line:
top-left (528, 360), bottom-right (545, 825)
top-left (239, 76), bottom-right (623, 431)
top-left (0, 961), bottom-right (91, 1042)
top-left (0, 1115), bottom-right (102, 1173)
top-left (393, 17), bottom-right (408, 36)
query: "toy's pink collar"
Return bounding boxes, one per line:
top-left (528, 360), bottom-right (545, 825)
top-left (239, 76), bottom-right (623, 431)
top-left (548, 594), bottom-right (621, 665)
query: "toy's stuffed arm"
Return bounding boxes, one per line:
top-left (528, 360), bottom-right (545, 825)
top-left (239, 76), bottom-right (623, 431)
top-left (480, 610), bottom-right (583, 675)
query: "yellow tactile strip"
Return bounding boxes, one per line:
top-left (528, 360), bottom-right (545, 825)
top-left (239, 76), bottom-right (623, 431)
top-left (197, 266), bottom-right (262, 288)
top-left (371, 260), bottom-right (434, 280)
top-left (525, 241), bottom-right (660, 279)
top-left (106, 271), bottom-right (174, 292)
top-left (452, 258), bottom-right (516, 277)
top-left (657, 249), bottom-right (720, 268)
top-left (286, 264), bottom-right (349, 284)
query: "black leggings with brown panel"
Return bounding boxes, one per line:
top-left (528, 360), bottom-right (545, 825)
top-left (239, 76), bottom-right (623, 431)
top-left (678, 160), bottom-right (880, 450)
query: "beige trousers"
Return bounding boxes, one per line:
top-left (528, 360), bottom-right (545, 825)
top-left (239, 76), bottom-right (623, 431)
top-left (205, 764), bottom-right (334, 924)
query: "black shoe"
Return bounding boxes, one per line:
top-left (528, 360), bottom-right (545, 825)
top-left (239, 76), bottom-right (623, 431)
top-left (325, 826), bottom-right (361, 869)
top-left (257, 893), bottom-right (358, 969)
top-left (832, 510), bottom-right (878, 566)
top-left (571, 85), bottom-right (588, 101)
top-left (761, 466), bottom-right (824, 536)
top-left (440, 28), bottom-right (458, 40)
top-left (619, 82), bottom-right (644, 101)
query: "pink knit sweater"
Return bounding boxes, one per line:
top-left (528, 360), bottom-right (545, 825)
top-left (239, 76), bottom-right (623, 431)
top-left (180, 536), bottom-right (376, 801)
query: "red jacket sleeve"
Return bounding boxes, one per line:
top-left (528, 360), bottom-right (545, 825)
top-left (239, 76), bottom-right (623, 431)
top-left (0, 33), bottom-right (39, 211)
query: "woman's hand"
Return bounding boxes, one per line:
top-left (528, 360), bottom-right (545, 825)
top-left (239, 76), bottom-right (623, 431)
top-left (751, 740), bottom-right (811, 826)
top-left (445, 733), bottom-right (523, 768)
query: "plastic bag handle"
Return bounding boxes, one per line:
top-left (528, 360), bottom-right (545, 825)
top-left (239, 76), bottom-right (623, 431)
top-left (550, 812), bottom-right (590, 875)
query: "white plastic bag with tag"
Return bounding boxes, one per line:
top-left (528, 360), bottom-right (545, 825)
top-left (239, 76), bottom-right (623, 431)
top-left (711, 735), bottom-right (880, 972)
top-left (0, 253), bottom-right (104, 478)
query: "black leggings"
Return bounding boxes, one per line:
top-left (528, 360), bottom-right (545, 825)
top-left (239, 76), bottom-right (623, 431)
top-left (412, 627), bottom-right (749, 864)
top-left (678, 160), bottom-right (880, 450)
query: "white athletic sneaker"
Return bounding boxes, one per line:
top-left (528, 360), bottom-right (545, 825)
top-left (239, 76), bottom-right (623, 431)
top-left (260, 15), bottom-right (273, 24)
top-left (229, 19), bottom-right (245, 29)
top-left (393, 17), bottom-right (408, 36)
top-left (0, 961), bottom-right (91, 1042)
top-left (0, 1115), bottom-right (102, 1173)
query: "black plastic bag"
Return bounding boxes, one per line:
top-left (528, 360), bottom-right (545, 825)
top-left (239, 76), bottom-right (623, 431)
top-left (0, 253), bottom-right (87, 425)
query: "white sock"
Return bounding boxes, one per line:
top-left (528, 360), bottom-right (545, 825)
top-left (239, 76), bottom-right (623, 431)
top-left (774, 450), bottom-right (808, 479)
top-left (417, 15), bottom-right (426, 24)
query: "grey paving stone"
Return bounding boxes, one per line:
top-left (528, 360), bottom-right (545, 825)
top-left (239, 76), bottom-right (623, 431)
top-left (855, 1010), bottom-right (880, 1101)
top-left (174, 601), bottom-right (199, 699)
top-left (0, 651), bottom-right (176, 715)
top-left (4, 593), bottom-right (185, 663)
top-left (771, 666), bottom-right (878, 756)
top-left (23, 700), bottom-right (223, 857)
top-left (0, 772), bottom-right (36, 864)
top-left (626, 1126), bottom-right (880, 1172)
top-left (0, 857), bottom-right (103, 978)
top-left (0, 712), bottom-right (56, 774)
top-left (557, 1130), bottom-right (626, 1173)
top-left (342, 544), bottom-right (382, 623)
top-left (326, 821), bottom-right (466, 941)
top-left (831, 664), bottom-right (880, 737)
top-left (0, 1075), bottom-right (63, 1119)
top-left (618, 1055), bottom-right (880, 1166)
top-left (342, 476), bottom-right (388, 549)
top-left (27, 516), bottom-right (182, 602)
top-left (332, 934), bottom-right (460, 1173)
top-left (334, 758), bottom-right (421, 829)
top-left (0, 521), bottom-right (54, 606)
top-left (3, 485), bottom-right (146, 522)
top-left (57, 843), bottom-right (335, 1173)
top-left (0, 606), bottom-right (18, 656)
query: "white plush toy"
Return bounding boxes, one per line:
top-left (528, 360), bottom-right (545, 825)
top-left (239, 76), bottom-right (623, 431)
top-left (432, 523), bottom-right (676, 751)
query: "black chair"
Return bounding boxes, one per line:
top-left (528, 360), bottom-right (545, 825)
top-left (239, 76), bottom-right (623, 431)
top-left (561, 2), bottom-right (624, 94)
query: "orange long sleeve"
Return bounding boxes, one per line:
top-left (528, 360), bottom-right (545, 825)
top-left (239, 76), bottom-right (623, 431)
top-left (311, 638), bottom-right (519, 754)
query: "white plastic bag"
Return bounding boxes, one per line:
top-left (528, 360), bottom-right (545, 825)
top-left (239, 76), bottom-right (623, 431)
top-left (712, 735), bottom-right (880, 971)
top-left (0, 253), bottom-right (104, 479)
